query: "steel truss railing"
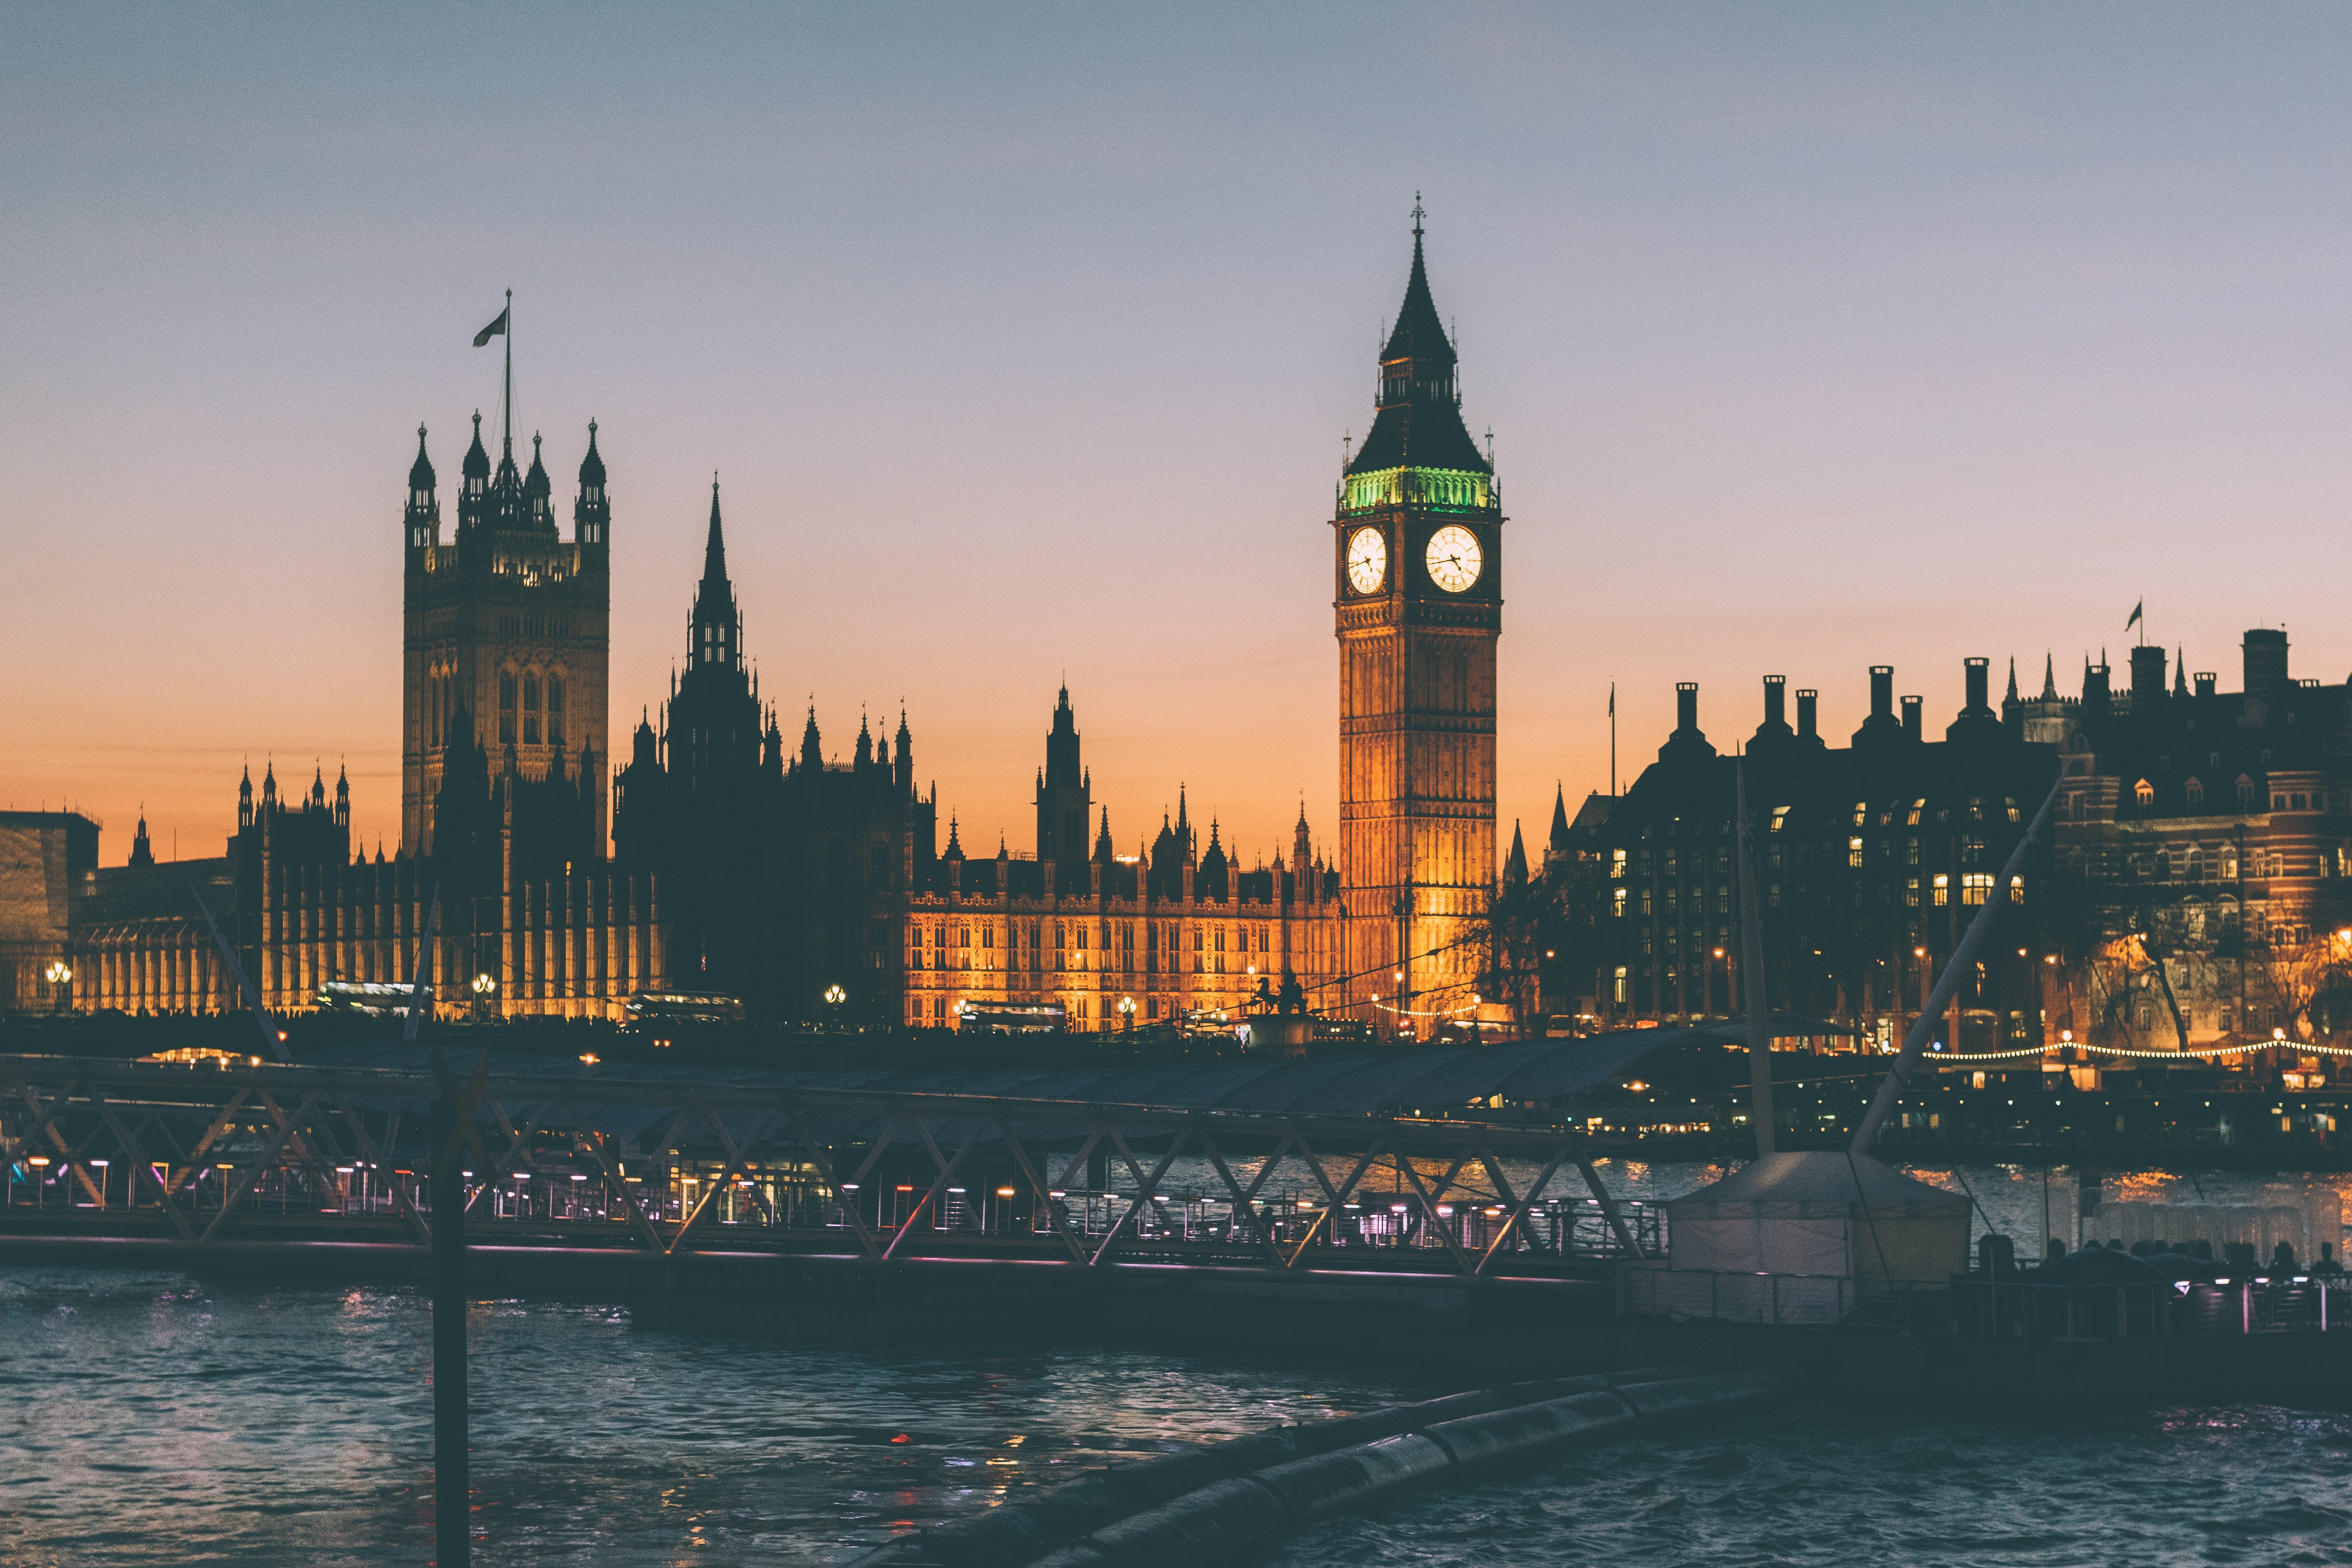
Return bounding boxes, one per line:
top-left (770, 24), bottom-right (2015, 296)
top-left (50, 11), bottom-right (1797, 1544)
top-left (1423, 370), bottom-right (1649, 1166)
top-left (0, 1055), bottom-right (1655, 1277)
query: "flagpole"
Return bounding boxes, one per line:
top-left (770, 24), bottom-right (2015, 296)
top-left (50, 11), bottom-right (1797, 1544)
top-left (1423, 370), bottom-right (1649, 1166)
top-left (502, 288), bottom-right (513, 452)
top-left (1610, 682), bottom-right (1617, 797)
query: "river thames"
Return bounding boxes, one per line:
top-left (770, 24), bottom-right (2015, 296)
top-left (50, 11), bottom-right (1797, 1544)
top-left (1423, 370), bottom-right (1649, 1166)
top-left (7, 1161), bottom-right (2352, 1565)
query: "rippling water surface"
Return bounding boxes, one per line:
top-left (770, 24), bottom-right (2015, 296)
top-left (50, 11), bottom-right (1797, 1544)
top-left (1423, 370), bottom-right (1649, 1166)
top-left (9, 1157), bottom-right (2352, 1566)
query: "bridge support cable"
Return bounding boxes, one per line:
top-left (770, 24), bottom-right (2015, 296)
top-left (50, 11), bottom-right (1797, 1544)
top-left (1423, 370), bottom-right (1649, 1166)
top-left (1477, 1142), bottom-right (1573, 1276)
top-left (562, 1108), bottom-right (668, 1253)
top-left (1390, 1152), bottom-right (1477, 1275)
top-left (1091, 1126), bottom-right (1192, 1266)
top-left (92, 1093), bottom-right (196, 1241)
top-left (883, 1118), bottom-right (990, 1262)
top-left (991, 1116), bottom-right (1089, 1263)
top-left (199, 1089), bottom-right (322, 1243)
top-left (1577, 1158), bottom-right (1644, 1258)
top-left (1193, 1129), bottom-right (1284, 1265)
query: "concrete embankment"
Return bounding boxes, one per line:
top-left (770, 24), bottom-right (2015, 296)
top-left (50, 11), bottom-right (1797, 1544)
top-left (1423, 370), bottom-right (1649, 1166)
top-left (848, 1366), bottom-right (1783, 1568)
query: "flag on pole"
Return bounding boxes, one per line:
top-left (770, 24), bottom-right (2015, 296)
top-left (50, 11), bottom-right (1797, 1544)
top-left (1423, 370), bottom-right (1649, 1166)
top-left (2125, 599), bottom-right (2143, 633)
top-left (1608, 683), bottom-right (1615, 717)
top-left (473, 306), bottom-right (509, 347)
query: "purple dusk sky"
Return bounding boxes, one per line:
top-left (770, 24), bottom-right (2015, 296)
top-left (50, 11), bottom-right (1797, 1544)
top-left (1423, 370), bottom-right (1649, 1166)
top-left (4, 5), bottom-right (2349, 868)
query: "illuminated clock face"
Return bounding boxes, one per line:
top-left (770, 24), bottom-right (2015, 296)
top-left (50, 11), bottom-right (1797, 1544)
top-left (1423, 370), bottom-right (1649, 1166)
top-left (1425, 525), bottom-right (1483, 592)
top-left (1345, 527), bottom-right (1387, 593)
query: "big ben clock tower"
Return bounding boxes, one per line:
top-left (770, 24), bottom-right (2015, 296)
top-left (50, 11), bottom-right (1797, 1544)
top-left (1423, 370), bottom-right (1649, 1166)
top-left (1334, 207), bottom-right (1500, 1033)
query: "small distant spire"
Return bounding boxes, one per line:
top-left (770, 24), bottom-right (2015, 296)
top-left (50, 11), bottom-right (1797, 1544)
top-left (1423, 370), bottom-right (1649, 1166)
top-left (2174, 644), bottom-right (2189, 698)
top-left (2041, 651), bottom-right (2058, 701)
top-left (2004, 657), bottom-right (2019, 705)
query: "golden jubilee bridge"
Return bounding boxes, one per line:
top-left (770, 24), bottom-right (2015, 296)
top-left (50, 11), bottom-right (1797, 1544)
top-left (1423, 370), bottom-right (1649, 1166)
top-left (0, 1029), bottom-right (1795, 1287)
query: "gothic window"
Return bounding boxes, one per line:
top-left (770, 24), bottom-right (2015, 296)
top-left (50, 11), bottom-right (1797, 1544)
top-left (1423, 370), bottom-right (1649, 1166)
top-left (498, 673), bottom-right (517, 744)
top-left (1933, 874), bottom-right (1949, 906)
top-left (1961, 873), bottom-right (1994, 906)
top-left (547, 676), bottom-right (564, 746)
top-left (2187, 848), bottom-right (2205, 882)
top-left (2185, 778), bottom-right (2204, 809)
top-left (523, 676), bottom-right (541, 744)
top-left (2238, 775), bottom-right (2258, 809)
top-left (2134, 779), bottom-right (2154, 807)
top-left (1848, 837), bottom-right (1865, 869)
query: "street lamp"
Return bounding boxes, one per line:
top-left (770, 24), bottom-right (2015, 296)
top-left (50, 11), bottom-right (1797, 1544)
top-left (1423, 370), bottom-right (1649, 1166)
top-left (823, 984), bottom-right (847, 1030)
top-left (43, 960), bottom-right (72, 1014)
top-left (470, 971), bottom-right (495, 1022)
top-left (1118, 996), bottom-right (1136, 1035)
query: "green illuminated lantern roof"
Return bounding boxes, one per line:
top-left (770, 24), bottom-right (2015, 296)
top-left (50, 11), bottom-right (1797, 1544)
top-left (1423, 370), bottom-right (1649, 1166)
top-left (1346, 211), bottom-right (1491, 483)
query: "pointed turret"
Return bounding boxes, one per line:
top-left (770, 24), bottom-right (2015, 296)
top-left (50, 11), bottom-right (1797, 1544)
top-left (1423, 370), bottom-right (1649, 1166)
top-left (945, 814), bottom-right (964, 860)
top-left (1094, 805), bottom-right (1113, 864)
top-left (799, 705), bottom-right (822, 773)
top-left (574, 420), bottom-right (609, 550)
top-left (2005, 657), bottom-right (2020, 706)
top-left (1294, 801), bottom-right (1312, 877)
top-left (523, 431), bottom-right (552, 523)
top-left (1547, 783), bottom-right (1571, 857)
top-left (1346, 203), bottom-right (1490, 479)
top-left (238, 764), bottom-right (254, 830)
top-left (130, 812), bottom-right (154, 867)
top-left (2040, 651), bottom-right (2058, 702)
top-left (462, 411), bottom-right (490, 484)
top-left (855, 711), bottom-right (874, 771)
top-left (895, 709), bottom-right (914, 797)
top-left (1503, 820), bottom-right (1528, 891)
top-left (261, 761), bottom-right (278, 813)
top-left (309, 765), bottom-right (327, 813)
top-left (408, 425), bottom-right (436, 492)
top-left (2174, 645), bottom-right (2189, 698)
top-left (334, 763), bottom-right (350, 828)
top-left (690, 478), bottom-right (739, 670)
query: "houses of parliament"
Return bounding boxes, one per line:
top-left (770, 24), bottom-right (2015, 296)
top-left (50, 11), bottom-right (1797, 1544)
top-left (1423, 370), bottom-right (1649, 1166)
top-left (4, 223), bottom-right (1502, 1032)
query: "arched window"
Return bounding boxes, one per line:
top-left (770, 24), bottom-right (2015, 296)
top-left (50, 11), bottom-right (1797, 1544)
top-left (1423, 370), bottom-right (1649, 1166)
top-left (498, 673), bottom-right (517, 744)
top-left (2134, 779), bottom-right (2155, 807)
top-left (547, 676), bottom-right (564, 746)
top-left (522, 675), bottom-right (541, 743)
top-left (2185, 778), bottom-right (2204, 809)
top-left (2187, 847), bottom-right (2205, 882)
top-left (2238, 775), bottom-right (2258, 809)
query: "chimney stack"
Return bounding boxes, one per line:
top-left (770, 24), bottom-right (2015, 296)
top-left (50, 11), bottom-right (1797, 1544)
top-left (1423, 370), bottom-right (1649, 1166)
top-left (1762, 675), bottom-right (1786, 729)
top-left (1963, 656), bottom-right (1990, 714)
top-left (2131, 644), bottom-right (2167, 703)
top-left (2194, 671), bottom-right (2217, 697)
top-left (1901, 695), bottom-right (1923, 741)
top-left (1870, 665), bottom-right (1893, 719)
top-left (1676, 681), bottom-right (1699, 734)
top-left (1795, 689), bottom-right (1818, 739)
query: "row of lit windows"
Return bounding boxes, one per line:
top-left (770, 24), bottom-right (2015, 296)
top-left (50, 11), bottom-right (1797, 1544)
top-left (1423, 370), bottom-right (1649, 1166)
top-left (498, 671), bottom-right (566, 746)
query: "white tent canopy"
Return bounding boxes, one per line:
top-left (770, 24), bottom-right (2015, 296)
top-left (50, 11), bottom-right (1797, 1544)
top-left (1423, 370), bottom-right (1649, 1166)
top-left (1663, 1151), bottom-right (1971, 1284)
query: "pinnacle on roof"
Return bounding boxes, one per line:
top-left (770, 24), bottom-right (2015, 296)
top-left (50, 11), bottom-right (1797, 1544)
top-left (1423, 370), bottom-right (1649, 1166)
top-left (702, 476), bottom-right (728, 584)
top-left (1548, 782), bottom-right (1572, 852)
top-left (2174, 646), bottom-right (2189, 697)
top-left (2041, 652), bottom-right (2058, 701)
top-left (1504, 820), bottom-right (1529, 888)
top-left (1348, 202), bottom-right (1489, 478)
top-left (2004, 657), bottom-right (2019, 705)
top-left (462, 411), bottom-right (490, 480)
top-left (409, 425), bottom-right (435, 490)
top-left (578, 419), bottom-right (605, 485)
top-left (945, 813), bottom-right (963, 858)
top-left (523, 432), bottom-right (551, 498)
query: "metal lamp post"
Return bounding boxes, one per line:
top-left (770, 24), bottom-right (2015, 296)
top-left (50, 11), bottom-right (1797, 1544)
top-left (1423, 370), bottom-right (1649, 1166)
top-left (823, 984), bottom-right (846, 1031)
top-left (1118, 995), bottom-right (1136, 1036)
top-left (43, 960), bottom-right (72, 1014)
top-left (470, 971), bottom-right (495, 1023)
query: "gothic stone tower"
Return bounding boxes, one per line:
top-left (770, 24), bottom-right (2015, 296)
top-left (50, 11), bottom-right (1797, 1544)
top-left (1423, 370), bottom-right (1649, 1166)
top-left (402, 414), bottom-right (612, 856)
top-left (1334, 212), bottom-right (1501, 1028)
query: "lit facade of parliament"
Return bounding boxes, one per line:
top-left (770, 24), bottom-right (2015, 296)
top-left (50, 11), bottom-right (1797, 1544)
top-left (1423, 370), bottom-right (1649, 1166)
top-left (7, 227), bottom-right (1505, 1031)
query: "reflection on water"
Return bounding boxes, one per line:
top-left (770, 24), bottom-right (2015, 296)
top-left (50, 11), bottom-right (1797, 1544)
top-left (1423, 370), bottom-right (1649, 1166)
top-left (6, 1160), bottom-right (2351, 1566)
top-left (1271, 1403), bottom-right (2352, 1568)
top-left (0, 1267), bottom-right (1421, 1566)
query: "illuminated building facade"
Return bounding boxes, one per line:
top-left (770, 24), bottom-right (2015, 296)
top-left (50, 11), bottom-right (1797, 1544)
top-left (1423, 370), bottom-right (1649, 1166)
top-left (900, 690), bottom-right (1343, 1033)
top-left (1334, 213), bottom-right (1501, 1033)
top-left (401, 414), bottom-right (610, 859)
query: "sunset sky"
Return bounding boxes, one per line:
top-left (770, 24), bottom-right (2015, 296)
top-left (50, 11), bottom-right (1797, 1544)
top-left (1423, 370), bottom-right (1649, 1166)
top-left (6, 6), bottom-right (2351, 871)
